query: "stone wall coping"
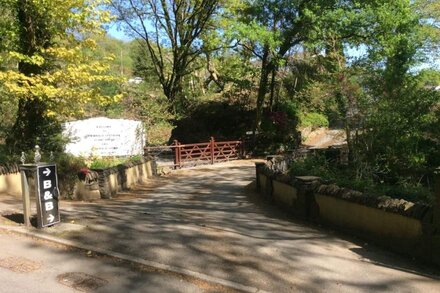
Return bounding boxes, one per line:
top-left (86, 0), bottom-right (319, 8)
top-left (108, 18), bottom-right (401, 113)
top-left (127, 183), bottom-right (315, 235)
top-left (295, 176), bottom-right (321, 182)
top-left (1, 156), bottom-right (154, 176)
top-left (316, 184), bottom-right (432, 222)
top-left (0, 163), bottom-right (20, 175)
top-left (256, 161), bottom-right (433, 222)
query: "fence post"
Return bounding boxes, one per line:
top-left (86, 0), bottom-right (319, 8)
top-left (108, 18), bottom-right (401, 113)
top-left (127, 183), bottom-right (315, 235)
top-left (173, 140), bottom-right (180, 169)
top-left (240, 139), bottom-right (245, 158)
top-left (178, 142), bottom-right (182, 168)
top-left (210, 137), bottom-right (215, 165)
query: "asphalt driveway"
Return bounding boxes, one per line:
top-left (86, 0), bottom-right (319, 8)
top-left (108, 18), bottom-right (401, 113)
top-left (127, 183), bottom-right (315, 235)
top-left (2, 160), bottom-right (440, 292)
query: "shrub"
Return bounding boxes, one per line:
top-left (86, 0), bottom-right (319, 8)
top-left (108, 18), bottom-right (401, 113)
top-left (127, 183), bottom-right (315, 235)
top-left (0, 145), bottom-right (9, 164)
top-left (147, 122), bottom-right (174, 146)
top-left (89, 157), bottom-right (126, 169)
top-left (357, 80), bottom-right (440, 186)
top-left (89, 156), bottom-right (142, 169)
top-left (290, 154), bottom-right (434, 204)
top-left (55, 153), bottom-right (86, 199)
top-left (171, 101), bottom-right (254, 143)
top-left (299, 112), bottom-right (329, 129)
top-left (252, 101), bottom-right (300, 155)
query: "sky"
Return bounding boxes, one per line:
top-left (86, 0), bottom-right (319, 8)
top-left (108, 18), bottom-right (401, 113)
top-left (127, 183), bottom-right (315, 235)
top-left (106, 23), bottom-right (439, 72)
top-left (107, 24), bottom-right (132, 42)
top-left (106, 24), bottom-right (372, 66)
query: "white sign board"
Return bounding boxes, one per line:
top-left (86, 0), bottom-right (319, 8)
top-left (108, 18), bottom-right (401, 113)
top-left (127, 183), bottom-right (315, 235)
top-left (63, 117), bottom-right (145, 157)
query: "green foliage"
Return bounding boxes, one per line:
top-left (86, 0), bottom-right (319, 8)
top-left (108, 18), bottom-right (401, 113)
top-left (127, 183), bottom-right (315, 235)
top-left (277, 100), bottom-right (299, 120)
top-left (377, 184), bottom-right (434, 205)
top-left (119, 82), bottom-right (174, 145)
top-left (93, 34), bottom-right (133, 77)
top-left (218, 54), bottom-right (259, 107)
top-left (227, 0), bottom-right (340, 132)
top-left (147, 122), bottom-right (174, 146)
top-left (299, 112), bottom-right (329, 129)
top-left (417, 69), bottom-right (440, 87)
top-left (253, 100), bottom-right (300, 154)
top-left (171, 101), bottom-right (254, 143)
top-left (358, 77), bottom-right (440, 184)
top-left (0, 145), bottom-right (9, 164)
top-left (89, 156), bottom-right (142, 169)
top-left (291, 155), bottom-right (339, 182)
top-left (0, 0), bottom-right (438, 206)
top-left (6, 106), bottom-right (67, 156)
top-left (0, 86), bottom-right (18, 143)
top-left (55, 153), bottom-right (86, 199)
top-left (130, 40), bottom-right (160, 86)
top-left (0, 0), bottom-right (18, 55)
top-left (281, 55), bottom-right (322, 101)
top-left (277, 0), bottom-right (440, 195)
top-left (110, 0), bottom-right (223, 114)
top-left (122, 80), bottom-right (172, 121)
top-left (0, 0), bottom-right (119, 156)
top-left (89, 157), bottom-right (125, 169)
top-left (290, 155), bottom-right (434, 204)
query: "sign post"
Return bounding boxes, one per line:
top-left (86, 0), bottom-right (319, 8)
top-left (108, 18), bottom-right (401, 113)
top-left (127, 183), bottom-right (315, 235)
top-left (19, 166), bottom-right (32, 227)
top-left (19, 146), bottom-right (61, 228)
top-left (35, 164), bottom-right (60, 228)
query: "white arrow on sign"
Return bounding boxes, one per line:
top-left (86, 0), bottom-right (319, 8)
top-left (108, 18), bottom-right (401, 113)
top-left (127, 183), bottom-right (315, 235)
top-left (47, 214), bottom-right (55, 223)
top-left (43, 168), bottom-right (51, 176)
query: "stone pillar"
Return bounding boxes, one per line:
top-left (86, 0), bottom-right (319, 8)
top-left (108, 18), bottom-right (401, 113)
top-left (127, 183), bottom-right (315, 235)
top-left (255, 162), bottom-right (266, 192)
top-left (293, 176), bottom-right (321, 220)
top-left (95, 169), bottom-right (111, 199)
top-left (254, 162), bottom-right (274, 200)
top-left (266, 155), bottom-right (288, 173)
top-left (151, 160), bottom-right (157, 176)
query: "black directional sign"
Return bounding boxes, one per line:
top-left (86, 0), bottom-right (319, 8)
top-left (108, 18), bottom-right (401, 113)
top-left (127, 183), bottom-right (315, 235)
top-left (36, 164), bottom-right (60, 227)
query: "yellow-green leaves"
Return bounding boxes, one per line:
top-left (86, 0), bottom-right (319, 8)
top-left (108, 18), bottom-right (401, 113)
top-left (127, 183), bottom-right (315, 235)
top-left (0, 0), bottom-right (121, 119)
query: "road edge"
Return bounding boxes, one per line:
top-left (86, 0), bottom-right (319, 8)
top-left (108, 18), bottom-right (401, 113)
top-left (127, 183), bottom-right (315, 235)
top-left (0, 224), bottom-right (267, 293)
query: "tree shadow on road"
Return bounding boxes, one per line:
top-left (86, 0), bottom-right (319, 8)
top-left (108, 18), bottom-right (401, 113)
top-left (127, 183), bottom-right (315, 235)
top-left (33, 161), bottom-right (440, 292)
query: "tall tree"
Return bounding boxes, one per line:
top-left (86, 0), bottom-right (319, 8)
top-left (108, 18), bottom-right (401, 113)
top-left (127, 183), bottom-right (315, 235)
top-left (110, 0), bottom-right (221, 114)
top-left (307, 0), bottom-right (439, 181)
top-left (0, 0), bottom-right (119, 153)
top-left (356, 0), bottom-right (440, 181)
top-left (229, 0), bottom-right (337, 132)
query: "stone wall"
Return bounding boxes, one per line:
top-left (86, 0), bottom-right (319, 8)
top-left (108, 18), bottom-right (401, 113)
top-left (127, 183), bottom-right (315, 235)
top-left (255, 162), bottom-right (440, 267)
top-left (0, 164), bottom-right (22, 197)
top-left (0, 158), bottom-right (156, 200)
top-left (92, 158), bottom-right (156, 199)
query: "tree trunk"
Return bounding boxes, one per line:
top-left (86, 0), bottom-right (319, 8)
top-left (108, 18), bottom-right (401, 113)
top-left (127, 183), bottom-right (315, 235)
top-left (163, 84), bottom-right (178, 114)
top-left (205, 53), bottom-right (224, 91)
top-left (253, 45), bottom-right (271, 138)
top-left (7, 96), bottom-right (63, 153)
top-left (268, 66), bottom-right (278, 110)
top-left (7, 0), bottom-right (60, 154)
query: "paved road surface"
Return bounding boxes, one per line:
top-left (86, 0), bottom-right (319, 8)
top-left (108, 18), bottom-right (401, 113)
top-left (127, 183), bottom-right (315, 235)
top-left (0, 229), bottom-right (238, 292)
top-left (1, 160), bottom-right (440, 292)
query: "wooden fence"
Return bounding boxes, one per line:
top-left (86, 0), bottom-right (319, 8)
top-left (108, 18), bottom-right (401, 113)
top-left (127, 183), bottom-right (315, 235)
top-left (145, 137), bottom-right (243, 169)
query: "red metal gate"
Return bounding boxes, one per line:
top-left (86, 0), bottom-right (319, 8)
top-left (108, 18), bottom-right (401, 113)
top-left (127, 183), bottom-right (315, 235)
top-left (145, 137), bottom-right (243, 169)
